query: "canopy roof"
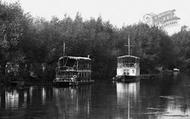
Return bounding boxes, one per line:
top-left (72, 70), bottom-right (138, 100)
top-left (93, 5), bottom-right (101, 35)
top-left (59, 56), bottom-right (91, 61)
top-left (117, 55), bottom-right (140, 59)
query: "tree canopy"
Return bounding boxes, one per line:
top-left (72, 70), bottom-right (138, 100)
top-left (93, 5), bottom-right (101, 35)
top-left (0, 1), bottom-right (189, 79)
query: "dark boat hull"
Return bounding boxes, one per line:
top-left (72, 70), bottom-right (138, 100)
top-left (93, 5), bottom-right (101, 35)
top-left (114, 75), bottom-right (140, 83)
top-left (53, 80), bottom-right (94, 87)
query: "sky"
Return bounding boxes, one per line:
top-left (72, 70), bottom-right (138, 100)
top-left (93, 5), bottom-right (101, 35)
top-left (2, 0), bottom-right (190, 35)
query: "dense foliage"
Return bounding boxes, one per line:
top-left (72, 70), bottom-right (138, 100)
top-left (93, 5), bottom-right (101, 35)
top-left (0, 1), bottom-right (190, 79)
top-left (171, 27), bottom-right (190, 72)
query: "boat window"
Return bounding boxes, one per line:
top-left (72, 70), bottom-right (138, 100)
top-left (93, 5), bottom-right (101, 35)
top-left (118, 57), bottom-right (140, 68)
top-left (118, 57), bottom-right (139, 63)
top-left (59, 57), bottom-right (77, 67)
top-left (78, 60), bottom-right (91, 70)
top-left (66, 59), bottom-right (77, 67)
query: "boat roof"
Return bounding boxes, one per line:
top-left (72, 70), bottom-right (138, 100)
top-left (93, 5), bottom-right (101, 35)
top-left (59, 56), bottom-right (91, 60)
top-left (117, 55), bottom-right (140, 59)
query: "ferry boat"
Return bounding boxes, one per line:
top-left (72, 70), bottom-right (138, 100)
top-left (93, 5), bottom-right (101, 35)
top-left (53, 56), bottom-right (94, 86)
top-left (114, 36), bottom-right (140, 82)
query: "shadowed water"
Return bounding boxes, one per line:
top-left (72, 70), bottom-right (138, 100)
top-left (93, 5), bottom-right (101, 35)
top-left (0, 73), bottom-right (190, 119)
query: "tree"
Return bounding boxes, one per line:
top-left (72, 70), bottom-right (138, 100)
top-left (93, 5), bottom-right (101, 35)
top-left (0, 1), bottom-right (29, 74)
top-left (172, 29), bottom-right (190, 70)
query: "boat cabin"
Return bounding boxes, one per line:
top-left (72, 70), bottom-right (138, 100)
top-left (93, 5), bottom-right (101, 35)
top-left (117, 55), bottom-right (140, 77)
top-left (55, 56), bottom-right (92, 83)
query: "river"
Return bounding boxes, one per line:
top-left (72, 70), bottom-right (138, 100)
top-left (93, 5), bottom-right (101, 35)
top-left (0, 73), bottom-right (190, 119)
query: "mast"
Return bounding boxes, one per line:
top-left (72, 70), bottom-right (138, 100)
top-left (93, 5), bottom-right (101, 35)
top-left (125, 35), bottom-right (132, 55)
top-left (63, 41), bottom-right (65, 56)
top-left (128, 35), bottom-right (130, 55)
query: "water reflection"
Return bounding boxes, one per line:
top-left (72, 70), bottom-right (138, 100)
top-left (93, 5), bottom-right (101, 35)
top-left (5, 90), bottom-right (19, 109)
top-left (42, 88), bottom-right (46, 104)
top-left (159, 101), bottom-right (190, 119)
top-left (0, 85), bottom-right (92, 119)
top-left (0, 74), bottom-right (190, 119)
top-left (116, 82), bottom-right (140, 119)
top-left (53, 86), bottom-right (92, 119)
top-left (157, 74), bottom-right (190, 119)
top-left (0, 88), bottom-right (28, 110)
top-left (116, 82), bottom-right (140, 102)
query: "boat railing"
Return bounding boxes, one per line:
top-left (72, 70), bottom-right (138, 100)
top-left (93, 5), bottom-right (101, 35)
top-left (56, 66), bottom-right (77, 72)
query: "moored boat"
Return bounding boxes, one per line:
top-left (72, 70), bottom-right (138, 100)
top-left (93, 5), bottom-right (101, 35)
top-left (114, 55), bottom-right (140, 82)
top-left (53, 56), bottom-right (94, 86)
top-left (114, 36), bottom-right (140, 83)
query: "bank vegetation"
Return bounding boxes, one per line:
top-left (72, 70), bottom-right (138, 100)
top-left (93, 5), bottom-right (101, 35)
top-left (0, 1), bottom-right (190, 81)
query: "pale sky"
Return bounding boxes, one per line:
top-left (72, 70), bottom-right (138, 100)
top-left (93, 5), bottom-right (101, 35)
top-left (3, 0), bottom-right (190, 34)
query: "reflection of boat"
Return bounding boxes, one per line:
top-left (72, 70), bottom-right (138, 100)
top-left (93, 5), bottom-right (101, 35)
top-left (114, 36), bottom-right (140, 83)
top-left (53, 86), bottom-right (92, 118)
top-left (116, 82), bottom-right (140, 104)
top-left (53, 56), bottom-right (94, 86)
top-left (116, 82), bottom-right (140, 119)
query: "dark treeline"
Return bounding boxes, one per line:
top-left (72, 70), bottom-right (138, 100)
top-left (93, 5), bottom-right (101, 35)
top-left (0, 1), bottom-right (190, 80)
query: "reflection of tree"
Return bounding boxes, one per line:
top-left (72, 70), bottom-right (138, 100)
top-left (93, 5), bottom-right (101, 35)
top-left (5, 90), bottom-right (19, 109)
top-left (0, 86), bottom-right (54, 119)
top-left (0, 88), bottom-right (28, 109)
top-left (0, 86), bottom-right (92, 119)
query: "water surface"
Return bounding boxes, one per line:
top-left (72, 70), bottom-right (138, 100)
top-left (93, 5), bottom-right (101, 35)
top-left (0, 73), bottom-right (190, 119)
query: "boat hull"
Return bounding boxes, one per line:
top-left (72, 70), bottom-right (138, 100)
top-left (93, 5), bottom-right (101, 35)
top-left (114, 75), bottom-right (140, 83)
top-left (53, 80), bottom-right (94, 87)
